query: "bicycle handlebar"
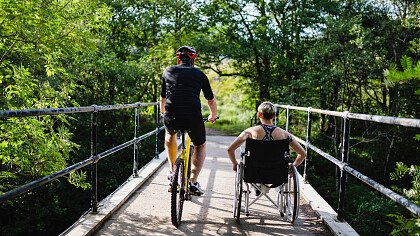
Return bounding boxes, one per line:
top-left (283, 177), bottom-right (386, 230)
top-left (203, 116), bottom-right (219, 122)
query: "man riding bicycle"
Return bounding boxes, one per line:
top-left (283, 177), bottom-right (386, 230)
top-left (160, 45), bottom-right (218, 196)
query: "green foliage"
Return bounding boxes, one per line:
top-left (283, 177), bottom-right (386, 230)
top-left (199, 0), bottom-right (336, 104)
top-left (387, 214), bottom-right (420, 236)
top-left (346, 184), bottom-right (401, 236)
top-left (384, 54), bottom-right (420, 234)
top-left (385, 56), bottom-right (420, 85)
top-left (0, 64), bottom-right (79, 193)
top-left (68, 171), bottom-right (91, 190)
top-left (1, 0), bottom-right (420, 235)
top-left (388, 162), bottom-right (420, 235)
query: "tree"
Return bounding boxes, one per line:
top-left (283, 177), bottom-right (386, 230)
top-left (0, 0), bottom-right (110, 193)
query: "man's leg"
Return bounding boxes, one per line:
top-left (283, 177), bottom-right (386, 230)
top-left (165, 129), bottom-right (178, 172)
top-left (190, 142), bottom-right (206, 183)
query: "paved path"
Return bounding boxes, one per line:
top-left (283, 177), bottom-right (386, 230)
top-left (94, 135), bottom-right (332, 235)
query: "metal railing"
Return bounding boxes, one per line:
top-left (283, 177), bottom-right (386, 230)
top-left (0, 102), bottom-right (165, 214)
top-left (275, 104), bottom-right (420, 220)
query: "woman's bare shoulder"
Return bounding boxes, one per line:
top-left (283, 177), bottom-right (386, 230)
top-left (244, 126), bottom-right (263, 139)
top-left (273, 127), bottom-right (290, 139)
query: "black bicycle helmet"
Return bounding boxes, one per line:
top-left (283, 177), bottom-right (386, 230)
top-left (176, 45), bottom-right (197, 65)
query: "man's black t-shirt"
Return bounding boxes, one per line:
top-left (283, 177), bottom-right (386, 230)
top-left (161, 64), bottom-right (214, 117)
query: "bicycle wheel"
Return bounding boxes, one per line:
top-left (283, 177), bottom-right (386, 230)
top-left (187, 145), bottom-right (194, 181)
top-left (233, 162), bottom-right (243, 222)
top-left (184, 145), bottom-right (194, 200)
top-left (285, 164), bottom-right (299, 223)
top-left (171, 158), bottom-right (185, 227)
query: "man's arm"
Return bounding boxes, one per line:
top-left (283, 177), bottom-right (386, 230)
top-left (207, 98), bottom-right (217, 122)
top-left (160, 96), bottom-right (166, 114)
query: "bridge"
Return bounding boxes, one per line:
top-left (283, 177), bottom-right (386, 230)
top-left (62, 134), bottom-right (352, 236)
top-left (1, 102), bottom-right (419, 235)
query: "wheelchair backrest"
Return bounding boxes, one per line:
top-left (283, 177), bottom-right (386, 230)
top-left (243, 138), bottom-right (290, 185)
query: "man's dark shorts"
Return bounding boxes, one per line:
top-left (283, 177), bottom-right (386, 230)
top-left (164, 113), bottom-right (206, 146)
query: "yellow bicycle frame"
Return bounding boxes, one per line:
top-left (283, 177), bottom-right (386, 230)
top-left (180, 133), bottom-right (192, 189)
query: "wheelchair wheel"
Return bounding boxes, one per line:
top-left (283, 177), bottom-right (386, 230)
top-left (285, 164), bottom-right (300, 223)
top-left (233, 162), bottom-right (243, 222)
top-left (171, 158), bottom-right (185, 227)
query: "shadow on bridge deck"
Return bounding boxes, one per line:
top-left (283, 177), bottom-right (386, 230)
top-left (62, 135), bottom-right (357, 236)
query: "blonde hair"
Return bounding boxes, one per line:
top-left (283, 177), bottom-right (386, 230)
top-left (258, 102), bottom-right (276, 120)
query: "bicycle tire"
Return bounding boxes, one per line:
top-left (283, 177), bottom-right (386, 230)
top-left (187, 145), bottom-right (194, 181)
top-left (184, 145), bottom-right (194, 200)
top-left (171, 158), bottom-right (185, 227)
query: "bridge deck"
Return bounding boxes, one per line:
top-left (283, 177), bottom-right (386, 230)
top-left (91, 135), bottom-right (332, 235)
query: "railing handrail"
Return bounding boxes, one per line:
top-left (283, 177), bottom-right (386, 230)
top-left (0, 102), bottom-right (158, 119)
top-left (276, 104), bottom-right (420, 218)
top-left (0, 102), bottom-right (163, 210)
top-left (277, 104), bottom-right (420, 128)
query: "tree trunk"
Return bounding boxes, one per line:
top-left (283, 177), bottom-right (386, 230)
top-left (383, 138), bottom-right (395, 179)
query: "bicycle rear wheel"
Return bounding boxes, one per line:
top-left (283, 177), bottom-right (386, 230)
top-left (184, 145), bottom-right (194, 200)
top-left (171, 158), bottom-right (185, 227)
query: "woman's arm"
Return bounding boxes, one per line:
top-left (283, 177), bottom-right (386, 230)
top-left (227, 130), bottom-right (249, 171)
top-left (289, 135), bottom-right (306, 167)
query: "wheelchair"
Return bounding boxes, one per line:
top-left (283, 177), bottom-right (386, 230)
top-left (233, 138), bottom-right (300, 223)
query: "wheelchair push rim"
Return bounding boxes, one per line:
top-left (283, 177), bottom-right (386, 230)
top-left (285, 164), bottom-right (299, 223)
top-left (233, 163), bottom-right (243, 221)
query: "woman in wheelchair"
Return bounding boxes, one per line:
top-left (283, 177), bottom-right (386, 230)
top-left (227, 101), bottom-right (306, 170)
top-left (227, 101), bottom-right (306, 223)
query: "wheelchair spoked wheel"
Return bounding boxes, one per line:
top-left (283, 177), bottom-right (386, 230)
top-left (233, 162), bottom-right (243, 222)
top-left (285, 164), bottom-right (299, 223)
top-left (276, 185), bottom-right (285, 217)
top-left (171, 158), bottom-right (185, 227)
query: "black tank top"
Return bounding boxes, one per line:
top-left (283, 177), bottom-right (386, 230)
top-left (261, 124), bottom-right (293, 142)
top-left (261, 124), bottom-right (276, 141)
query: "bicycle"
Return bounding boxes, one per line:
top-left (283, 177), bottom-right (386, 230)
top-left (170, 117), bottom-right (217, 227)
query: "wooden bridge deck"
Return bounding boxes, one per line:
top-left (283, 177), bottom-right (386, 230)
top-left (94, 135), bottom-right (331, 235)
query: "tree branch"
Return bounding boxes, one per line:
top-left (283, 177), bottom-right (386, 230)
top-left (0, 42), bottom-right (15, 65)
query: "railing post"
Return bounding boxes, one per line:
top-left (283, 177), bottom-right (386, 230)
top-left (274, 108), bottom-right (279, 126)
top-left (155, 103), bottom-right (160, 159)
top-left (303, 108), bottom-right (312, 183)
top-left (90, 105), bottom-right (98, 214)
top-left (337, 112), bottom-right (350, 221)
top-left (133, 107), bottom-right (140, 177)
top-left (285, 106), bottom-right (290, 132)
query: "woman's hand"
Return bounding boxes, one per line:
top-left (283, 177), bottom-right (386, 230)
top-left (233, 163), bottom-right (238, 172)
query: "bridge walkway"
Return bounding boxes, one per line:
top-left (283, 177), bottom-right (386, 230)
top-left (92, 134), bottom-right (332, 235)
